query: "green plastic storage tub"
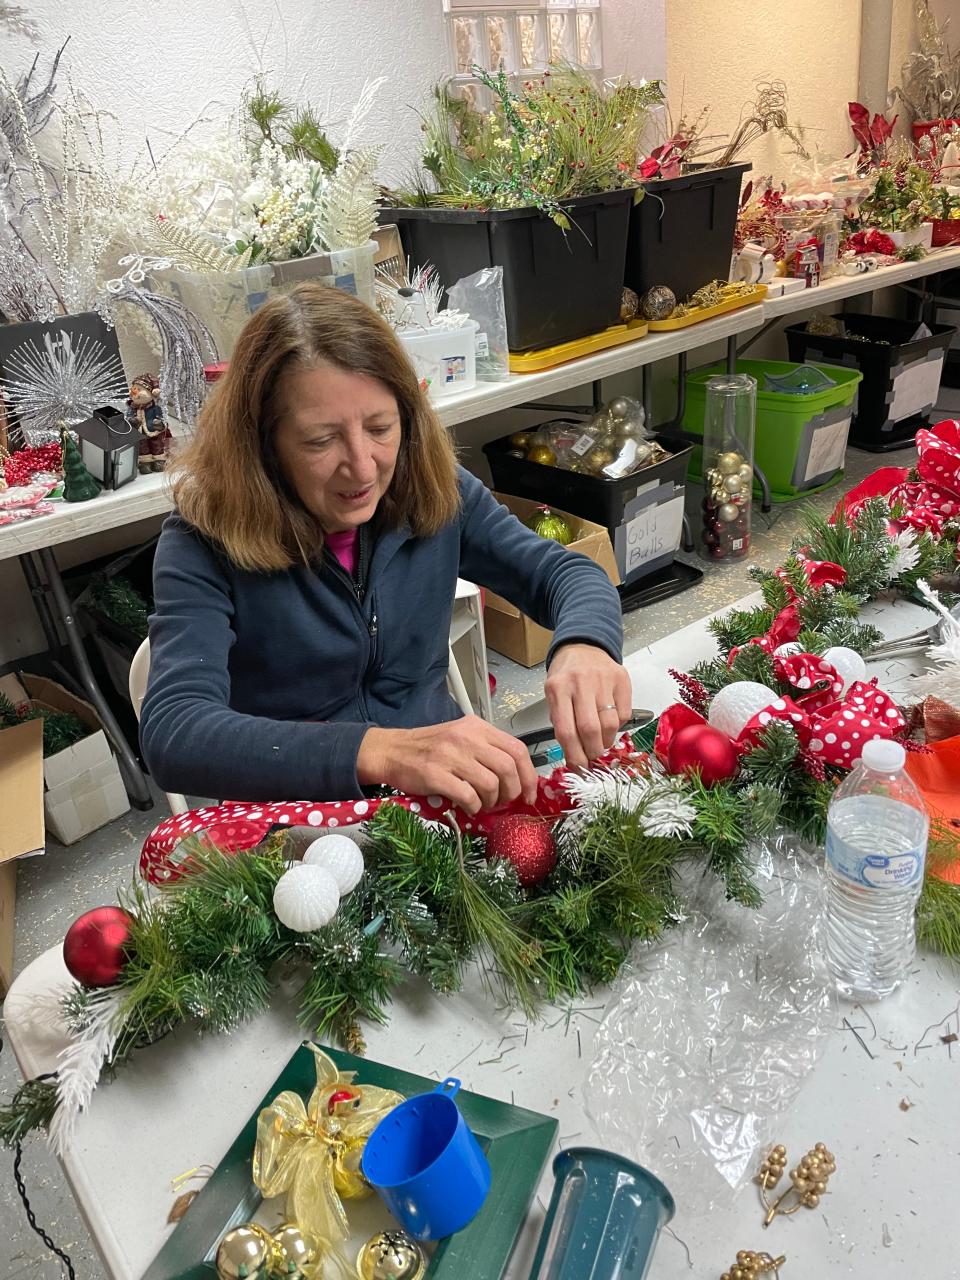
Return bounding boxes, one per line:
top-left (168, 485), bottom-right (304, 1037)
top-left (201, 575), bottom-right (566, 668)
top-left (681, 359), bottom-right (863, 502)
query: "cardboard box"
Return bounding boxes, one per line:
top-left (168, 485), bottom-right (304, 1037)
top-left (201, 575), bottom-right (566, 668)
top-left (0, 715), bottom-right (44, 996)
top-left (483, 494), bottom-right (620, 668)
top-left (0, 673), bottom-right (129, 847)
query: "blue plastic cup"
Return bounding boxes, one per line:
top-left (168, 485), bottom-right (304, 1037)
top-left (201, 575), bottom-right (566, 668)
top-left (361, 1077), bottom-right (491, 1241)
top-left (530, 1147), bottom-right (675, 1279)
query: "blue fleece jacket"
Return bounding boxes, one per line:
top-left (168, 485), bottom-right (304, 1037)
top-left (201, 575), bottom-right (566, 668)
top-left (140, 466), bottom-right (623, 801)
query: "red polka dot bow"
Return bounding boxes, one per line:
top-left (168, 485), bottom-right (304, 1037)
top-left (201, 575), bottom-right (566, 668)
top-left (835, 418), bottom-right (960, 536)
top-left (139, 737), bottom-right (643, 884)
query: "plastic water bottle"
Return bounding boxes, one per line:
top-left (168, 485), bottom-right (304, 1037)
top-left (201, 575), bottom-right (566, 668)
top-left (824, 739), bottom-right (929, 1000)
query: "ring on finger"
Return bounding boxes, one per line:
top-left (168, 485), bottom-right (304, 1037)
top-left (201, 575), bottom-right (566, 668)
top-left (598, 703), bottom-right (618, 712)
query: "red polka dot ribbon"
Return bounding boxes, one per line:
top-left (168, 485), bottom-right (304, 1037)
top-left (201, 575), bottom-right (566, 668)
top-left (138, 737), bottom-right (644, 884)
top-left (655, 673), bottom-right (906, 775)
top-left (835, 418), bottom-right (960, 536)
top-left (728, 603), bottom-right (802, 664)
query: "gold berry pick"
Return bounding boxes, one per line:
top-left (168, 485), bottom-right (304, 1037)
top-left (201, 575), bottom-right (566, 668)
top-left (720, 1250), bottom-right (787, 1280)
top-left (756, 1143), bottom-right (836, 1227)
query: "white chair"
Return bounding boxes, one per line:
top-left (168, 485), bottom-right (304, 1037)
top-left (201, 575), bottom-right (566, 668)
top-left (130, 584), bottom-right (491, 815)
top-left (128, 639), bottom-right (189, 815)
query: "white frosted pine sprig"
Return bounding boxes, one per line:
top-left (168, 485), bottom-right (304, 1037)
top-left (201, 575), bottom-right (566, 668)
top-left (913, 579), bottom-right (960, 706)
top-left (2, 328), bottom-right (128, 438)
top-left (886, 528), bottom-right (921, 583)
top-left (561, 766), bottom-right (696, 839)
top-left (49, 987), bottom-right (125, 1156)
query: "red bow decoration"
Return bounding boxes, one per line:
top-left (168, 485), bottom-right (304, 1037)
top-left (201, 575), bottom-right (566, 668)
top-left (845, 228), bottom-right (896, 257)
top-left (656, 674), bottom-right (906, 775)
top-left (805, 681), bottom-right (906, 768)
top-left (140, 738), bottom-right (642, 884)
top-left (773, 652), bottom-right (845, 710)
top-left (728, 603), bottom-right (801, 663)
top-left (774, 553), bottom-right (848, 600)
top-left (833, 419), bottom-right (960, 535)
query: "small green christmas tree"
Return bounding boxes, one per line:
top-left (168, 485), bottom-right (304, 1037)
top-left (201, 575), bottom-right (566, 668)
top-left (60, 425), bottom-right (101, 502)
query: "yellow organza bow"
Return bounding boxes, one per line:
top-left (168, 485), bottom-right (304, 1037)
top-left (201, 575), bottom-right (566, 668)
top-left (252, 1044), bottom-right (404, 1245)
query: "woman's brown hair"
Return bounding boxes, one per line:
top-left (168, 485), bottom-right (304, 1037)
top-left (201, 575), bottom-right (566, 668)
top-left (171, 283), bottom-right (460, 572)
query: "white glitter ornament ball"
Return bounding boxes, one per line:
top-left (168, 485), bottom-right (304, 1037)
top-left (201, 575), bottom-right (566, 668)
top-left (273, 864), bottom-right (340, 932)
top-left (708, 681), bottom-right (777, 740)
top-left (774, 642), bottom-right (803, 658)
top-left (821, 646), bottom-right (867, 693)
top-left (302, 834), bottom-right (365, 895)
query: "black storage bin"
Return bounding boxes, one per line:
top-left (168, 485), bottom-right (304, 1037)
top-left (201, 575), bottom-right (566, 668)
top-left (625, 163), bottom-right (751, 302)
top-left (785, 313), bottom-right (957, 452)
top-left (382, 189), bottom-right (634, 352)
top-left (484, 431), bottom-right (697, 602)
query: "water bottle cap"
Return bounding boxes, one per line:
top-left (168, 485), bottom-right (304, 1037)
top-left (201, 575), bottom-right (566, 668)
top-left (861, 739), bottom-right (906, 772)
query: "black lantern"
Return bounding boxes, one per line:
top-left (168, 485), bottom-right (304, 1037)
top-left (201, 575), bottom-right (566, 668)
top-left (73, 406), bottom-right (139, 490)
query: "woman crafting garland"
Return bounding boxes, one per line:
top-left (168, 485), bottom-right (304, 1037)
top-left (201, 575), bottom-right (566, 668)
top-left (140, 284), bottom-right (629, 814)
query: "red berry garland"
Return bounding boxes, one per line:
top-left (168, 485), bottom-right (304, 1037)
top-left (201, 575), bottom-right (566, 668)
top-left (3, 442), bottom-right (62, 488)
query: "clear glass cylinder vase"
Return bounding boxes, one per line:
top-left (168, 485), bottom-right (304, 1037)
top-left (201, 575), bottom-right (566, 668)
top-left (701, 372), bottom-right (756, 562)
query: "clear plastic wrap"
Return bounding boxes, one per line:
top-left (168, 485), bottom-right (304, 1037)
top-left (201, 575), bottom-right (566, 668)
top-left (585, 836), bottom-right (834, 1212)
top-left (447, 267), bottom-right (510, 382)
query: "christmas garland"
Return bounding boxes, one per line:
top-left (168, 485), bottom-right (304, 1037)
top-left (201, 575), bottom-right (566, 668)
top-left (2, 467), bottom-right (960, 1151)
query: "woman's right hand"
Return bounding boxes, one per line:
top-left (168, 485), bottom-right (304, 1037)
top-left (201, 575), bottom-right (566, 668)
top-left (357, 717), bottom-right (539, 815)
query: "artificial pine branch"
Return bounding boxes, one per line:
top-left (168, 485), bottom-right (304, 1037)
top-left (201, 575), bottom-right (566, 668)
top-left (0, 1078), bottom-right (58, 1147)
top-left (709, 605), bottom-right (774, 655)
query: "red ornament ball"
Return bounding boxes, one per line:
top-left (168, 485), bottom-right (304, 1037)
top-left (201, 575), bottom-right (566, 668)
top-left (484, 815), bottom-right (557, 887)
top-left (63, 906), bottom-right (134, 987)
top-left (666, 723), bottom-right (739, 786)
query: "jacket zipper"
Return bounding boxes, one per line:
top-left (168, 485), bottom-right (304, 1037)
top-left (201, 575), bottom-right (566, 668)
top-left (323, 526), bottom-right (379, 717)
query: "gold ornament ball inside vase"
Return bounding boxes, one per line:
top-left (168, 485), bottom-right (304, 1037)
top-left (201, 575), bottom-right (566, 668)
top-left (718, 502), bottom-right (740, 522)
top-left (356, 1230), bottom-right (427, 1280)
top-left (723, 474), bottom-right (742, 495)
top-left (738, 463), bottom-right (753, 485)
top-left (717, 451), bottom-right (743, 476)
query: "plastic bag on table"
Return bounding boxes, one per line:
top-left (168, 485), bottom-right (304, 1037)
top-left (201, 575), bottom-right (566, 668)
top-left (447, 267), bottom-right (510, 382)
top-left (585, 834), bottom-right (834, 1213)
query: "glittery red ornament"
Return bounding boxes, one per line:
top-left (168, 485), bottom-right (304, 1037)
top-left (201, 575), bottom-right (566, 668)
top-left (484, 815), bottom-right (557, 887)
top-left (666, 723), bottom-right (739, 786)
top-left (63, 906), bottom-right (133, 987)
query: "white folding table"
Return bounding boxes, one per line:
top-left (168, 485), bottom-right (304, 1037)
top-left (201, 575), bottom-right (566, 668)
top-left (5, 592), bottom-right (958, 1280)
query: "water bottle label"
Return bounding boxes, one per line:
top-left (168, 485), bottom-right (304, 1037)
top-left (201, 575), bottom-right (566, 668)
top-left (826, 830), bottom-right (924, 888)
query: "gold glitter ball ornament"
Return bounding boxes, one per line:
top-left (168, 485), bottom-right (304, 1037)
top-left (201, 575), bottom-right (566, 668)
top-left (526, 444), bottom-right (557, 466)
top-left (272, 1224), bottom-right (318, 1278)
top-left (584, 445), bottom-right (616, 473)
top-left (717, 452), bottom-right (743, 476)
top-left (356, 1230), bottom-right (426, 1280)
top-left (508, 431), bottom-right (533, 450)
top-left (215, 1225), bottom-right (272, 1280)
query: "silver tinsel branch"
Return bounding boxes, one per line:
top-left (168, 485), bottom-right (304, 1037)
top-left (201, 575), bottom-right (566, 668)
top-left (0, 234), bottom-right (59, 321)
top-left (104, 256), bottom-right (217, 430)
top-left (1, 328), bottom-right (128, 445)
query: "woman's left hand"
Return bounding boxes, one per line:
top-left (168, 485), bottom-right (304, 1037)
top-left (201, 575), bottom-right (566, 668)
top-left (544, 644), bottom-right (633, 770)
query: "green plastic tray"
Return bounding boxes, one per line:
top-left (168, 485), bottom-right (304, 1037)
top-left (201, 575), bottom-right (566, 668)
top-left (682, 358), bottom-right (863, 501)
top-left (142, 1043), bottom-right (558, 1280)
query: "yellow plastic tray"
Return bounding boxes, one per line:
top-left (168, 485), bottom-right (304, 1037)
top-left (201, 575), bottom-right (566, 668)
top-left (646, 285), bottom-right (767, 332)
top-left (509, 321), bottom-right (649, 373)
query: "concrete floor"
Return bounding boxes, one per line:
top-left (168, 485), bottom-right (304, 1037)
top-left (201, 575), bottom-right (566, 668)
top-left (1, 397), bottom-right (956, 1278)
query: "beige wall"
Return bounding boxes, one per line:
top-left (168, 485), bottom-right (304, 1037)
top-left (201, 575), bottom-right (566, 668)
top-left (665, 0), bottom-right (864, 178)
